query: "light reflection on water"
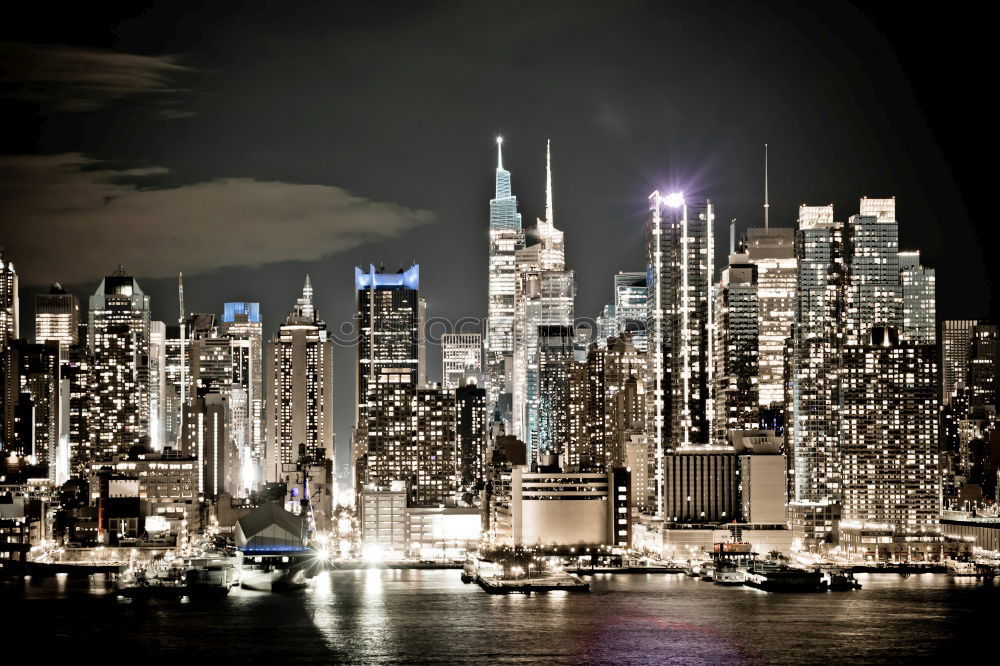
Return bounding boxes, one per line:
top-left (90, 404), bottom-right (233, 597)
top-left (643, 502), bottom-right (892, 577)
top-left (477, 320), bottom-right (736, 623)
top-left (2, 570), bottom-right (997, 664)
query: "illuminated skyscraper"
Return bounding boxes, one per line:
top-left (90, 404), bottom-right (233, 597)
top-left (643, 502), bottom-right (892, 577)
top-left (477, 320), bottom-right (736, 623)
top-left (846, 198), bottom-right (902, 344)
top-left (535, 324), bottom-right (574, 456)
top-left (0, 249), bottom-right (18, 346)
top-left (34, 283), bottom-right (79, 353)
top-left (353, 264), bottom-right (421, 486)
top-left (712, 253), bottom-right (759, 444)
top-left (265, 276), bottom-right (334, 483)
top-left (220, 302), bottom-right (264, 485)
top-left (968, 323), bottom-right (999, 412)
top-left (646, 194), bottom-right (715, 446)
top-left (840, 327), bottom-right (940, 534)
top-left (88, 265), bottom-right (151, 459)
top-left (148, 320), bottom-right (167, 451)
top-left (0, 340), bottom-right (61, 470)
top-left (942, 320), bottom-right (978, 405)
top-left (745, 228), bottom-right (796, 407)
top-left (570, 334), bottom-right (646, 470)
top-left (646, 193), bottom-right (715, 517)
top-left (899, 251), bottom-right (936, 345)
top-left (456, 377), bottom-right (487, 489)
top-left (511, 141), bottom-right (574, 459)
top-left (363, 369), bottom-right (458, 506)
top-left (442, 332), bottom-right (482, 390)
top-left (486, 137), bottom-right (525, 425)
top-left (613, 272), bottom-right (648, 352)
top-left (789, 205), bottom-right (844, 519)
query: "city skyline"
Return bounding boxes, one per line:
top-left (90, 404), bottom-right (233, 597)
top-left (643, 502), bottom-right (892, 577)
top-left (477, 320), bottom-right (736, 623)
top-left (2, 3), bottom-right (996, 473)
top-left (2, 5), bottom-right (998, 663)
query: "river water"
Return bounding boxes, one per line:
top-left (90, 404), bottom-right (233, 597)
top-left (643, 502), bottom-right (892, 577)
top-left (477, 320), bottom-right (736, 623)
top-left (2, 570), bottom-right (994, 663)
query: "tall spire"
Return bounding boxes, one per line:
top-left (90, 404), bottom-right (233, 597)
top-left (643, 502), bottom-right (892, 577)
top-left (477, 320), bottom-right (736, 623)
top-left (496, 136), bottom-right (503, 170)
top-left (294, 273), bottom-right (315, 320)
top-left (764, 143), bottom-right (769, 231)
top-left (544, 139), bottom-right (553, 226)
top-left (178, 272), bottom-right (185, 324)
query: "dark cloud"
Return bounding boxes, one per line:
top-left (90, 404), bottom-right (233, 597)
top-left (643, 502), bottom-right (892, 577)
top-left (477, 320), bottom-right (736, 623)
top-left (0, 153), bottom-right (434, 285)
top-left (0, 41), bottom-right (188, 112)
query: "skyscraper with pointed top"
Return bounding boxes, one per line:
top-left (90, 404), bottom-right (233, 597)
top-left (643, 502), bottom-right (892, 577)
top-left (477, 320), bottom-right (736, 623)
top-left (486, 138), bottom-right (525, 428)
top-left (512, 140), bottom-right (575, 458)
top-left (264, 275), bottom-right (334, 483)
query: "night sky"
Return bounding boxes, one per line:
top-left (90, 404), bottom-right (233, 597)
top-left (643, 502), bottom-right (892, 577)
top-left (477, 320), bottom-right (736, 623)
top-left (2, 2), bottom-right (993, 482)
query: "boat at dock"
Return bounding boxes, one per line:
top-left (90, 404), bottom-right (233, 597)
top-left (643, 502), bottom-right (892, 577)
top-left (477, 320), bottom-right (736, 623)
top-left (477, 572), bottom-right (589, 595)
top-left (713, 562), bottom-right (746, 586)
top-left (821, 567), bottom-right (862, 590)
top-left (743, 560), bottom-right (826, 592)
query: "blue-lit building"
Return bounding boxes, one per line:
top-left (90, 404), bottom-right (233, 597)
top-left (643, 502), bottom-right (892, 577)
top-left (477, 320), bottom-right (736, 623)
top-left (353, 264), bottom-right (424, 490)
top-left (220, 301), bottom-right (264, 487)
top-left (222, 301), bottom-right (261, 324)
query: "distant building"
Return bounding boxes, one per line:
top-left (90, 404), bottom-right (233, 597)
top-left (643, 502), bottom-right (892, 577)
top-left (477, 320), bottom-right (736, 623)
top-left (220, 302), bottom-right (264, 481)
top-left (968, 324), bottom-right (998, 412)
top-left (613, 271), bottom-right (648, 352)
top-left (265, 277), bottom-right (334, 483)
top-left (840, 327), bottom-right (940, 543)
top-left (353, 264), bottom-right (421, 485)
top-left (942, 320), bottom-right (978, 406)
top-left (34, 283), bottom-right (79, 353)
top-left (87, 450), bottom-right (200, 532)
top-left (442, 333), bottom-right (481, 390)
top-left (485, 138), bottom-right (525, 427)
top-left (0, 249), bottom-right (18, 346)
top-left (88, 265), bottom-right (151, 459)
top-left (455, 378), bottom-right (487, 490)
top-left (898, 250), bottom-right (936, 345)
top-left (1, 340), bottom-right (62, 472)
top-left (712, 253), bottom-right (759, 444)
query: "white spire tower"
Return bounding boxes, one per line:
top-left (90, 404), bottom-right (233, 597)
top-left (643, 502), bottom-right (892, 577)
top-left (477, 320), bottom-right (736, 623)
top-left (296, 274), bottom-right (315, 320)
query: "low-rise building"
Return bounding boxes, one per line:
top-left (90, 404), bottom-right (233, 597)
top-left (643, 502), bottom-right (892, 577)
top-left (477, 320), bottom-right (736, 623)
top-left (490, 465), bottom-right (630, 549)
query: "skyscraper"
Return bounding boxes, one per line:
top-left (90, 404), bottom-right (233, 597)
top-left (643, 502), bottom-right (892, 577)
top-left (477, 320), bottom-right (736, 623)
top-left (442, 332), bottom-right (482, 390)
top-left (0, 340), bottom-right (61, 470)
top-left (789, 204), bottom-right (843, 501)
top-left (88, 265), bottom-right (151, 459)
top-left (840, 327), bottom-right (940, 537)
top-left (413, 384), bottom-right (458, 506)
top-left (899, 250), bottom-right (936, 345)
top-left (34, 283), bottom-right (79, 353)
top-left (353, 263), bottom-right (421, 484)
top-left (511, 141), bottom-right (575, 459)
top-left (456, 377), bottom-right (487, 490)
top-left (941, 320), bottom-right (978, 405)
top-left (148, 320), bottom-right (167, 451)
top-left (485, 137), bottom-right (525, 425)
top-left (535, 324), bottom-right (575, 457)
top-left (968, 324), bottom-right (999, 412)
top-left (265, 276), bottom-right (334, 482)
top-left (745, 227), bottom-right (796, 407)
top-left (845, 198), bottom-right (902, 344)
top-left (613, 272), bottom-right (648, 352)
top-left (0, 249), bottom-right (18, 347)
top-left (220, 301), bottom-right (264, 485)
top-left (712, 253), bottom-right (759, 444)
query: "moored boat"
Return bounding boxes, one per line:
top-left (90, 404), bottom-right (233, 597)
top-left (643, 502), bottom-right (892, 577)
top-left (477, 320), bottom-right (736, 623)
top-left (743, 560), bottom-right (826, 592)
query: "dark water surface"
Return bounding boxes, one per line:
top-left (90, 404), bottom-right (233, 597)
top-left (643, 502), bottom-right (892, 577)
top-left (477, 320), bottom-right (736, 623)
top-left (1, 570), bottom-right (994, 664)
